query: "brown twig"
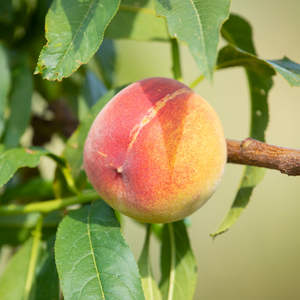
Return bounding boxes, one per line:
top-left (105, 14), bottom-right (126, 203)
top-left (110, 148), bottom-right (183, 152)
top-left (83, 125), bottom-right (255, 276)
top-left (227, 138), bottom-right (300, 176)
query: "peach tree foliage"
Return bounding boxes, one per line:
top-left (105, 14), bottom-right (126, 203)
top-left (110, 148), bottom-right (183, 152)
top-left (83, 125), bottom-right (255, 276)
top-left (0, 0), bottom-right (299, 300)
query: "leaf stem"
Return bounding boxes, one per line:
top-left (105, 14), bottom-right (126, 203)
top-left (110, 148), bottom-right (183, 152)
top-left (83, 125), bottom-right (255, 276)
top-left (189, 74), bottom-right (205, 89)
top-left (171, 38), bottom-right (183, 82)
top-left (24, 214), bottom-right (44, 300)
top-left (60, 166), bottom-right (81, 196)
top-left (189, 61), bottom-right (242, 89)
top-left (0, 190), bottom-right (99, 216)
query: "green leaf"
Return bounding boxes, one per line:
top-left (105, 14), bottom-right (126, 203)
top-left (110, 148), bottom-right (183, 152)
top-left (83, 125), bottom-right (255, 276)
top-left (211, 13), bottom-right (273, 237)
top-left (35, 236), bottom-right (59, 300)
top-left (211, 72), bottom-right (273, 237)
top-left (0, 43), bottom-right (11, 139)
top-left (93, 39), bottom-right (116, 89)
top-left (0, 177), bottom-right (54, 205)
top-left (105, 0), bottom-right (169, 41)
top-left (78, 70), bottom-right (107, 122)
top-left (0, 147), bottom-right (50, 188)
top-left (0, 147), bottom-right (65, 188)
top-left (34, 0), bottom-right (120, 81)
top-left (63, 86), bottom-right (126, 189)
top-left (159, 221), bottom-right (197, 300)
top-left (217, 44), bottom-right (275, 76)
top-left (221, 14), bottom-right (256, 55)
top-left (154, 0), bottom-right (231, 82)
top-left (221, 16), bottom-right (300, 87)
top-left (55, 200), bottom-right (145, 300)
top-left (267, 57), bottom-right (300, 87)
top-left (138, 224), bottom-right (162, 300)
top-left (0, 211), bottom-right (61, 247)
top-left (151, 223), bottom-right (163, 241)
top-left (0, 239), bottom-right (33, 300)
top-left (3, 59), bottom-right (33, 148)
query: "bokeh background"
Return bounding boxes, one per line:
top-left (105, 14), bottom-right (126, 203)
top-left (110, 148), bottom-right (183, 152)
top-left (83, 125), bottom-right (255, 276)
top-left (112, 1), bottom-right (300, 299)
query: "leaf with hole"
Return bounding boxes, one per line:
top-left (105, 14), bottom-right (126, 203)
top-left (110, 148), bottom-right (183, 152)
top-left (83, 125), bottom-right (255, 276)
top-left (212, 13), bottom-right (273, 237)
top-left (211, 71), bottom-right (273, 237)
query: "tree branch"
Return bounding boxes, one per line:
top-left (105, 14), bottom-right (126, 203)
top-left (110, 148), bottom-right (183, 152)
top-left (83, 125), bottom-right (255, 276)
top-left (227, 138), bottom-right (300, 176)
top-left (0, 190), bottom-right (99, 216)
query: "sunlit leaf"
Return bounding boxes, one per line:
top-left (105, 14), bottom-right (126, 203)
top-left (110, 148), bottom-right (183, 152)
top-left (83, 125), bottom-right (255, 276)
top-left (138, 224), bottom-right (162, 300)
top-left (154, 0), bottom-right (231, 82)
top-left (159, 221), bottom-right (197, 300)
top-left (35, 0), bottom-right (120, 81)
top-left (106, 0), bottom-right (169, 41)
top-left (55, 200), bottom-right (145, 300)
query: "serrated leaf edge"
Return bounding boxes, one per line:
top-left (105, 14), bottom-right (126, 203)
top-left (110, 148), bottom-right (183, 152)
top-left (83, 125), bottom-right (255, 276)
top-left (34, 0), bottom-right (121, 81)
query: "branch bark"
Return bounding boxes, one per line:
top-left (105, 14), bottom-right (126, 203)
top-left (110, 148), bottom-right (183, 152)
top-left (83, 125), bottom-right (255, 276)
top-left (227, 138), bottom-right (300, 176)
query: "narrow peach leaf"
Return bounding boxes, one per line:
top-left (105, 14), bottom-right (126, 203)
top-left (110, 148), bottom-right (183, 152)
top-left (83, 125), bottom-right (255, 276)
top-left (159, 221), bottom-right (197, 300)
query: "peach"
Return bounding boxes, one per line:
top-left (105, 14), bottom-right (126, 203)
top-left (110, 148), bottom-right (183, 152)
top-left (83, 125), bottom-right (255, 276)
top-left (83, 77), bottom-right (227, 223)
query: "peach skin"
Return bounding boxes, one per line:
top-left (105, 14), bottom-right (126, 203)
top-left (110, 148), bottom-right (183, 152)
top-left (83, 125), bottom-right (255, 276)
top-left (84, 77), bottom-right (227, 223)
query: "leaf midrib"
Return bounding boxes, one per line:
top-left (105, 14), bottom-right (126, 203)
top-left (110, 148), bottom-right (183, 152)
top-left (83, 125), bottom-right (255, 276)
top-left (189, 0), bottom-right (210, 79)
top-left (87, 207), bottom-right (105, 299)
top-left (52, 0), bottom-right (97, 77)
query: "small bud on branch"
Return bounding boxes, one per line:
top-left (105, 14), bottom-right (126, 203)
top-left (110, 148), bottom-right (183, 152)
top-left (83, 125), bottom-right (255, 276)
top-left (227, 138), bottom-right (300, 176)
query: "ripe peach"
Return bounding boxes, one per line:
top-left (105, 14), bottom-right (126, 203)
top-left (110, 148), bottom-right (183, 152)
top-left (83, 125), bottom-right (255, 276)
top-left (84, 77), bottom-right (227, 223)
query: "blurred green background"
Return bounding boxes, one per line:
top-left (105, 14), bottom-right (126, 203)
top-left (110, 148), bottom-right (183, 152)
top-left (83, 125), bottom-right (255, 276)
top-left (113, 1), bottom-right (300, 299)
